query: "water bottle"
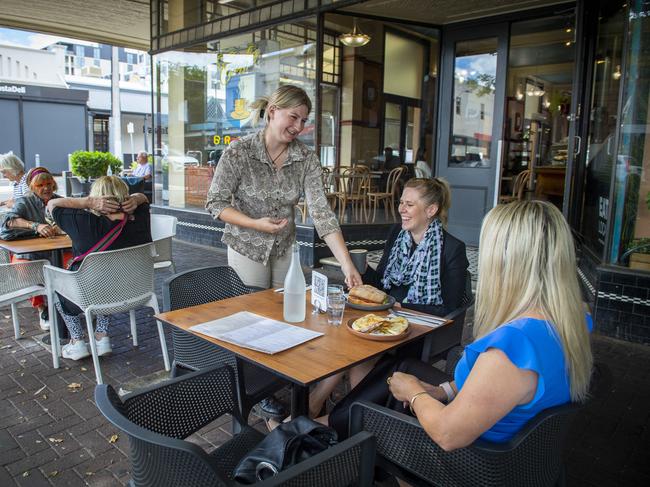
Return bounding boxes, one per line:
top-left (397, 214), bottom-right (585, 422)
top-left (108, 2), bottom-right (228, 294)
top-left (283, 242), bottom-right (306, 322)
top-left (106, 164), bottom-right (113, 176)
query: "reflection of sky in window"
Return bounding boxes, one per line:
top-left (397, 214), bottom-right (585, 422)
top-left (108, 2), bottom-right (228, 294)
top-left (455, 53), bottom-right (497, 82)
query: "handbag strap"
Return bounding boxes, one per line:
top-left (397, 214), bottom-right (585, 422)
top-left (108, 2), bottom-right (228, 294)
top-left (66, 217), bottom-right (127, 269)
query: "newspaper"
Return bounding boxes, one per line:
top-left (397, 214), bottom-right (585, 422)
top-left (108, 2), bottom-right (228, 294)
top-left (189, 311), bottom-right (322, 354)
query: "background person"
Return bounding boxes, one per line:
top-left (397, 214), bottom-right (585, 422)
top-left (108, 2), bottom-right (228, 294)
top-left (0, 152), bottom-right (28, 208)
top-left (0, 167), bottom-right (67, 329)
top-left (206, 84), bottom-right (362, 419)
top-left (46, 176), bottom-right (151, 360)
top-left (131, 151), bottom-right (152, 180)
top-left (330, 200), bottom-right (593, 446)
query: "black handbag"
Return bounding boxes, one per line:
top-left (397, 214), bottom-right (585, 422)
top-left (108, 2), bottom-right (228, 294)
top-left (233, 415), bottom-right (338, 484)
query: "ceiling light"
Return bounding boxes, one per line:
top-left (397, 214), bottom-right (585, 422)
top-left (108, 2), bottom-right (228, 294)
top-left (339, 20), bottom-right (371, 48)
top-left (565, 41), bottom-right (572, 47)
top-left (613, 65), bottom-right (622, 80)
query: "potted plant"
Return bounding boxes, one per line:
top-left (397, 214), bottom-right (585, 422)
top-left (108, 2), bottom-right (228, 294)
top-left (70, 151), bottom-right (122, 181)
top-left (629, 238), bottom-right (650, 271)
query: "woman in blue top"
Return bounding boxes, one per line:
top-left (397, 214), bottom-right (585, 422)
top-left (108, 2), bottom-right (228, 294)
top-left (334, 200), bottom-right (593, 447)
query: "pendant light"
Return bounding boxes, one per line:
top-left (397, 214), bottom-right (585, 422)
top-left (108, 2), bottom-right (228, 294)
top-left (339, 19), bottom-right (371, 48)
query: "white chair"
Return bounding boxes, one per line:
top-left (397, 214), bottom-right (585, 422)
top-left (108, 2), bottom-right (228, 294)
top-left (150, 214), bottom-right (177, 273)
top-left (44, 242), bottom-right (171, 383)
top-left (0, 248), bottom-right (49, 340)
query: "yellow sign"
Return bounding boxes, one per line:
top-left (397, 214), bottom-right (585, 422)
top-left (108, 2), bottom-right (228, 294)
top-left (213, 135), bottom-right (237, 145)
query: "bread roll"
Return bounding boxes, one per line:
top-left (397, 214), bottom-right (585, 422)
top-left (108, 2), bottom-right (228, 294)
top-left (349, 285), bottom-right (388, 305)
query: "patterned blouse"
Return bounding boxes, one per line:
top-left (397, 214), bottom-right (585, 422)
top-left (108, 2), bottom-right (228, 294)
top-left (206, 130), bottom-right (340, 265)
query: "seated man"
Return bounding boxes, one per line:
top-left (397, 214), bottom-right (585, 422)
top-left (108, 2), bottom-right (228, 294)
top-left (131, 151), bottom-right (152, 180)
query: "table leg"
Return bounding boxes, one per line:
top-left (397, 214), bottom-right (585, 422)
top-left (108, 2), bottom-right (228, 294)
top-left (290, 384), bottom-right (309, 418)
top-left (51, 249), bottom-right (63, 268)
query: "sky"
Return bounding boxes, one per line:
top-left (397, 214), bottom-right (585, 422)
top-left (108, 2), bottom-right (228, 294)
top-left (0, 27), bottom-right (92, 49)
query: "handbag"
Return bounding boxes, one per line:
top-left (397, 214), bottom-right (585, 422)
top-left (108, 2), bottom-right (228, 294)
top-left (66, 217), bottom-right (127, 269)
top-left (233, 415), bottom-right (338, 484)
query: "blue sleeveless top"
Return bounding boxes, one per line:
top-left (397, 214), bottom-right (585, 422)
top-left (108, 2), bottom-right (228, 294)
top-left (454, 315), bottom-right (593, 443)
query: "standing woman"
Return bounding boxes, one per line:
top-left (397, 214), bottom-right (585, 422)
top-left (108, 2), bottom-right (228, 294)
top-left (206, 85), bottom-right (362, 289)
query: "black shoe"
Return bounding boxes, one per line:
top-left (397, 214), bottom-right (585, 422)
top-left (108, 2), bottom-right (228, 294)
top-left (255, 396), bottom-right (287, 420)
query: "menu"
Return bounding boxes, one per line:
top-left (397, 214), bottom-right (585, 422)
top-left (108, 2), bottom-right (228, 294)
top-left (189, 311), bottom-right (322, 354)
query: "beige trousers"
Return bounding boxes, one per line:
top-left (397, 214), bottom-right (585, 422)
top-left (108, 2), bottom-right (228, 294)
top-left (227, 246), bottom-right (292, 289)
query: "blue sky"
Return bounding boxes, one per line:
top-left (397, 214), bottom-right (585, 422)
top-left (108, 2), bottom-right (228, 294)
top-left (0, 27), bottom-right (84, 49)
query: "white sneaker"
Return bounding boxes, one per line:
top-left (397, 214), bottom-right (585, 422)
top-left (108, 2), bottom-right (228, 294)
top-left (62, 340), bottom-right (90, 360)
top-left (95, 336), bottom-right (112, 357)
top-left (39, 309), bottom-right (50, 331)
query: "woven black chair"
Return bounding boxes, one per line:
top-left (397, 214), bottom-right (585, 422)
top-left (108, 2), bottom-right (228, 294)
top-left (350, 399), bottom-right (579, 487)
top-left (96, 365), bottom-right (377, 487)
top-left (421, 271), bottom-right (474, 363)
top-left (162, 266), bottom-right (288, 420)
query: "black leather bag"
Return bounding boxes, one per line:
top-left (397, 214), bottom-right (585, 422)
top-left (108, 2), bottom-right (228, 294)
top-left (233, 415), bottom-right (338, 484)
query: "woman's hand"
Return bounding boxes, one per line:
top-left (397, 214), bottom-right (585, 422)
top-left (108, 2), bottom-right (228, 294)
top-left (393, 301), bottom-right (402, 309)
top-left (255, 217), bottom-right (288, 234)
top-left (340, 261), bottom-right (363, 288)
top-left (389, 372), bottom-right (433, 403)
top-left (120, 195), bottom-right (143, 214)
top-left (36, 223), bottom-right (58, 238)
top-left (88, 196), bottom-right (120, 214)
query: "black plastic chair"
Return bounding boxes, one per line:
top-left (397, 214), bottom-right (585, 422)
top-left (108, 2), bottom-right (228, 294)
top-left (96, 365), bottom-right (377, 487)
top-left (421, 271), bottom-right (474, 363)
top-left (350, 399), bottom-right (579, 487)
top-left (162, 266), bottom-right (288, 420)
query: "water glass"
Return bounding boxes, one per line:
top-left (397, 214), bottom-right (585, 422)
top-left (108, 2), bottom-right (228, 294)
top-left (327, 285), bottom-right (345, 326)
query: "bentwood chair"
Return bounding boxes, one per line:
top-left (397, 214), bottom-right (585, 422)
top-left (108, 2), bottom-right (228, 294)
top-left (96, 365), bottom-right (377, 487)
top-left (162, 266), bottom-right (288, 421)
top-left (366, 166), bottom-right (405, 222)
top-left (499, 169), bottom-right (532, 204)
top-left (0, 248), bottom-right (49, 340)
top-left (150, 214), bottom-right (178, 272)
top-left (44, 242), bottom-right (170, 382)
top-left (336, 167), bottom-right (370, 223)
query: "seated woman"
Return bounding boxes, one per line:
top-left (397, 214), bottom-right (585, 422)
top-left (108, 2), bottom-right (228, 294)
top-left (308, 178), bottom-right (468, 418)
top-left (0, 167), bottom-right (66, 329)
top-left (46, 176), bottom-right (151, 360)
top-left (330, 200), bottom-right (593, 446)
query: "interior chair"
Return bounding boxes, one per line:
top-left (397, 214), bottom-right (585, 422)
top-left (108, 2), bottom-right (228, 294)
top-left (500, 169), bottom-right (532, 204)
top-left (350, 399), bottom-right (580, 487)
top-left (0, 248), bottom-right (49, 341)
top-left (150, 214), bottom-right (178, 272)
top-left (96, 364), bottom-right (377, 487)
top-left (420, 271), bottom-right (474, 364)
top-left (336, 167), bottom-right (370, 223)
top-left (366, 166), bottom-right (405, 222)
top-left (162, 266), bottom-right (288, 421)
top-left (44, 242), bottom-right (170, 383)
top-left (295, 167), bottom-right (337, 223)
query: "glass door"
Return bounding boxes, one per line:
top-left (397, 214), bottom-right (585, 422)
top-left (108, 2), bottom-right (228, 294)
top-left (437, 24), bottom-right (508, 245)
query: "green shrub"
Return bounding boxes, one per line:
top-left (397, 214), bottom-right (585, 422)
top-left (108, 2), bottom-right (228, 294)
top-left (630, 238), bottom-right (650, 255)
top-left (70, 151), bottom-right (122, 180)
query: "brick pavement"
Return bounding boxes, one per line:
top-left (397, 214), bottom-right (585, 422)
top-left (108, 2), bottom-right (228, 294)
top-left (1, 239), bottom-right (649, 486)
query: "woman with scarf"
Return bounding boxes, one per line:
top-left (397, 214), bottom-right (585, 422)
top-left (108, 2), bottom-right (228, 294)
top-left (307, 178), bottom-right (469, 418)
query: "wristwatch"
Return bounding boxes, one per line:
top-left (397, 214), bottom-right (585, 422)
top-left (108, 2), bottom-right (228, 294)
top-left (31, 222), bottom-right (39, 232)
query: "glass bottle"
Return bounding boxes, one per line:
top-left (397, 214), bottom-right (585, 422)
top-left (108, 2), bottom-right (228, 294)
top-left (283, 242), bottom-right (306, 322)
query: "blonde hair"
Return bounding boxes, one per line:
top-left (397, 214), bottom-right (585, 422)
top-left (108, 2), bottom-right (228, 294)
top-left (404, 177), bottom-right (452, 226)
top-left (250, 85), bottom-right (312, 127)
top-left (0, 152), bottom-right (25, 177)
top-left (26, 167), bottom-right (57, 192)
top-left (474, 201), bottom-right (592, 402)
top-left (89, 176), bottom-right (129, 215)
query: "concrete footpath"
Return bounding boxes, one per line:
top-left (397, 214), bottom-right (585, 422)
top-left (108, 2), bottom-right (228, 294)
top-left (0, 240), bottom-right (648, 486)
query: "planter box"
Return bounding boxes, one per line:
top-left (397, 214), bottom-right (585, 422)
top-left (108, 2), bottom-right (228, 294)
top-left (630, 252), bottom-right (650, 271)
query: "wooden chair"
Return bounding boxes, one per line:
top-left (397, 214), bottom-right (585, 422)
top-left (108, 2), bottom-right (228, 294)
top-left (295, 167), bottom-right (336, 223)
top-left (336, 167), bottom-right (370, 223)
top-left (500, 169), bottom-right (531, 204)
top-left (367, 166), bottom-right (404, 222)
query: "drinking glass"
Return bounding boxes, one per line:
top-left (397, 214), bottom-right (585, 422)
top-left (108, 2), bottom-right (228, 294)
top-left (327, 285), bottom-right (345, 326)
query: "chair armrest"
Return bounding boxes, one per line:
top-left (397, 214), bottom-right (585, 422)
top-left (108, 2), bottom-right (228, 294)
top-left (246, 285), bottom-right (266, 293)
top-left (258, 431), bottom-right (376, 487)
top-left (43, 264), bottom-right (81, 301)
top-left (0, 259), bottom-right (49, 294)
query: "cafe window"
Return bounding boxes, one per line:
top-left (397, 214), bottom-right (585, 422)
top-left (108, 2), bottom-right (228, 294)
top-left (152, 19), bottom-right (318, 210)
top-left (608, 1), bottom-right (650, 270)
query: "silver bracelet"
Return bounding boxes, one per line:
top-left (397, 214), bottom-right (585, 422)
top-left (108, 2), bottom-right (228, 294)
top-left (440, 381), bottom-right (456, 403)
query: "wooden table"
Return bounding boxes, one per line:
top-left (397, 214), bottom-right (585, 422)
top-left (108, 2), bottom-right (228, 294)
top-left (156, 289), bottom-right (447, 417)
top-left (0, 235), bottom-right (72, 267)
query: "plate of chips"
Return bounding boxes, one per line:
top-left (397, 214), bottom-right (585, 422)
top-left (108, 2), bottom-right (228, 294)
top-left (346, 314), bottom-right (409, 341)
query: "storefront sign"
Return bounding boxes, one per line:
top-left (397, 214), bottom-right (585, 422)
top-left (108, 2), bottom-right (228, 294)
top-left (213, 135), bottom-right (238, 145)
top-left (0, 84), bottom-right (26, 94)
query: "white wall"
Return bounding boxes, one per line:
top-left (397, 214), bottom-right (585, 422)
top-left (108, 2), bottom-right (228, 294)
top-left (0, 43), bottom-right (67, 86)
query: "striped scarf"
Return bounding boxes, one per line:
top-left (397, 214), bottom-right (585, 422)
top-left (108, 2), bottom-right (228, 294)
top-left (381, 218), bottom-right (444, 305)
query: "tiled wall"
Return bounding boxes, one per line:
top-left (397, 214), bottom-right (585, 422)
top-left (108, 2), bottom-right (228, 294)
top-left (579, 248), bottom-right (650, 344)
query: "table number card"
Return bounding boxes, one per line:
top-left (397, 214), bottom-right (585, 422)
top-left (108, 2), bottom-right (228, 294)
top-left (311, 270), bottom-right (328, 312)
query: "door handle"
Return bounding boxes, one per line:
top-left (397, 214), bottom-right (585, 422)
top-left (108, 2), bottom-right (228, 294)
top-left (574, 135), bottom-right (582, 156)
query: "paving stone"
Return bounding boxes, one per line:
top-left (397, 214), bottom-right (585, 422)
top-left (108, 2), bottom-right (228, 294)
top-left (5, 445), bottom-right (58, 476)
top-left (13, 468), bottom-right (51, 487)
top-left (47, 467), bottom-right (86, 486)
top-left (0, 448), bottom-right (25, 467)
